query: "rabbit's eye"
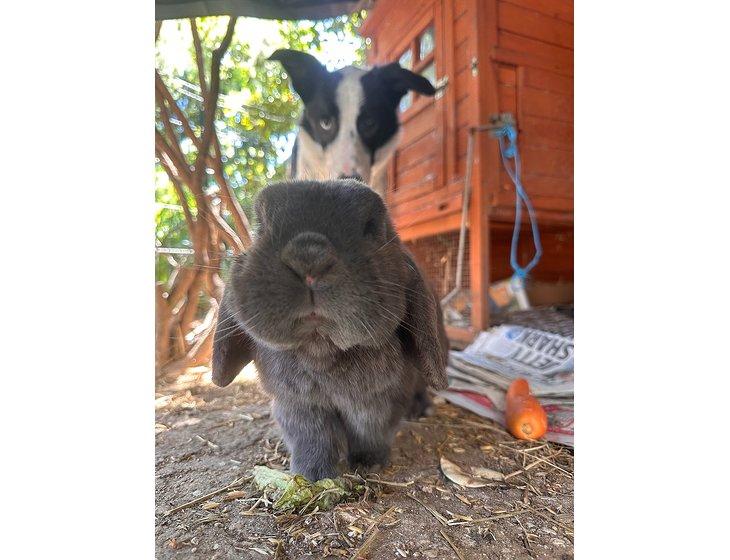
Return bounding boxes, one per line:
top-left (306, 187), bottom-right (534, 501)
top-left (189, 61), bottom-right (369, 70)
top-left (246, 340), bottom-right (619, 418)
top-left (319, 117), bottom-right (334, 131)
top-left (363, 218), bottom-right (378, 237)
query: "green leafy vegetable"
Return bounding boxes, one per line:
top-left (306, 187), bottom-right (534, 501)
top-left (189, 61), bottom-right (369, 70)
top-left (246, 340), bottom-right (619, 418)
top-left (252, 466), bottom-right (365, 512)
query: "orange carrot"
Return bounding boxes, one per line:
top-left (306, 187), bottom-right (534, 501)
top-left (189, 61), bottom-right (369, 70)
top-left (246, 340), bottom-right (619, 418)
top-left (505, 379), bottom-right (548, 440)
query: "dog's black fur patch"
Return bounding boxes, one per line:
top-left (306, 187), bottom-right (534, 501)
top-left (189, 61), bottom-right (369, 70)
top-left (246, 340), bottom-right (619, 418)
top-left (358, 63), bottom-right (435, 161)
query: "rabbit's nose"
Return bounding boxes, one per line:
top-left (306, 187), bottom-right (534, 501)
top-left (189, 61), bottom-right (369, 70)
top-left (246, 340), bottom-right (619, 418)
top-left (281, 232), bottom-right (337, 282)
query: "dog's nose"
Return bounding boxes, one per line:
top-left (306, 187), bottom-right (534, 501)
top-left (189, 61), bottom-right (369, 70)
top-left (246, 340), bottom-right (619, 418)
top-left (281, 232), bottom-right (337, 284)
top-left (338, 173), bottom-right (363, 182)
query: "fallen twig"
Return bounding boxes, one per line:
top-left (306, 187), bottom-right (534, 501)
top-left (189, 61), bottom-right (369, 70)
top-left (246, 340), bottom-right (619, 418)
top-left (405, 494), bottom-right (448, 526)
top-left (349, 527), bottom-right (379, 560)
top-left (164, 476), bottom-right (250, 516)
top-left (439, 529), bottom-right (466, 560)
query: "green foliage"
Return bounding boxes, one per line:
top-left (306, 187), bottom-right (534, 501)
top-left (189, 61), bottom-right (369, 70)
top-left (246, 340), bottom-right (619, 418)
top-left (155, 14), bottom-right (366, 286)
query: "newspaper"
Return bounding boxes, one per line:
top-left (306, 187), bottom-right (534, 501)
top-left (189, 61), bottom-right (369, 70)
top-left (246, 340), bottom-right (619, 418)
top-left (441, 324), bottom-right (574, 446)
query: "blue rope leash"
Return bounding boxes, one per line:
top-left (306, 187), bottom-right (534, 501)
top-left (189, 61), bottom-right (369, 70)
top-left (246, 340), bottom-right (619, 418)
top-left (493, 124), bottom-right (542, 281)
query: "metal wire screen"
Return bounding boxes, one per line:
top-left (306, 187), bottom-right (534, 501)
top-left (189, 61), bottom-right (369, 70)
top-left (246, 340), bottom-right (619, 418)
top-left (404, 230), bottom-right (472, 328)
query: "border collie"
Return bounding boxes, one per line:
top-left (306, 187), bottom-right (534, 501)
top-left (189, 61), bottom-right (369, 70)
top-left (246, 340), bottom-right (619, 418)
top-left (269, 49), bottom-right (436, 197)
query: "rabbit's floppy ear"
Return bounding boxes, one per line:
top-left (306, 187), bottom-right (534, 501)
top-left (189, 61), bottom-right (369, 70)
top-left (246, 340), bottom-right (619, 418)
top-left (212, 286), bottom-right (255, 387)
top-left (398, 252), bottom-right (449, 390)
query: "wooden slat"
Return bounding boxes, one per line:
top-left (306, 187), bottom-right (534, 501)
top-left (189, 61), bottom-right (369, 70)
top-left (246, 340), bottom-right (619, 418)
top-left (493, 189), bottom-right (573, 211)
top-left (454, 10), bottom-right (473, 48)
top-left (397, 156), bottom-right (436, 190)
top-left (390, 181), bottom-right (435, 205)
top-left (501, 0), bottom-right (573, 23)
top-left (456, 95), bottom-right (474, 127)
top-left (520, 115), bottom-right (573, 150)
top-left (489, 224), bottom-right (573, 282)
top-left (456, 125), bottom-right (470, 157)
top-left (520, 86), bottom-right (573, 122)
top-left (521, 66), bottom-right (573, 94)
top-left (499, 30), bottom-right (572, 66)
top-left (498, 1), bottom-right (573, 49)
top-left (392, 193), bottom-right (463, 229)
top-left (398, 212), bottom-right (462, 241)
top-left (454, 0), bottom-right (469, 18)
top-left (399, 102), bottom-right (437, 148)
top-left (455, 35), bottom-right (470, 72)
top-left (442, 0), bottom-right (457, 185)
top-left (498, 66), bottom-right (516, 86)
top-left (520, 145), bottom-right (573, 178)
top-left (454, 63), bottom-right (474, 103)
top-left (517, 174), bottom-right (573, 199)
top-left (498, 65), bottom-right (517, 114)
top-left (469, 0), bottom-right (499, 331)
top-left (499, 83), bottom-right (517, 114)
top-left (396, 131), bottom-right (436, 171)
top-left (492, 46), bottom-right (571, 76)
top-left (392, 179), bottom-right (464, 217)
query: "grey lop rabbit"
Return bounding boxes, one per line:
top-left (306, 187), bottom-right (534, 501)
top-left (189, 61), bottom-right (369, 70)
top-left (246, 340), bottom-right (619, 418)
top-left (211, 179), bottom-right (448, 480)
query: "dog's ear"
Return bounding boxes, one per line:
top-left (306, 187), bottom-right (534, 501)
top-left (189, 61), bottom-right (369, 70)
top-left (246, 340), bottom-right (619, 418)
top-left (269, 49), bottom-right (328, 104)
top-left (212, 286), bottom-right (255, 387)
top-left (379, 62), bottom-right (437, 98)
top-left (398, 252), bottom-right (449, 390)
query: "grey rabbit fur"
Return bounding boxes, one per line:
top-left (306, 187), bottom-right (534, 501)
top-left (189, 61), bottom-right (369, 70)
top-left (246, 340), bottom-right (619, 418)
top-left (211, 179), bottom-right (449, 480)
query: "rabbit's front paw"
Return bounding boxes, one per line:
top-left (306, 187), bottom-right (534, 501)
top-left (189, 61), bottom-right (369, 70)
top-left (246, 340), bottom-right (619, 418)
top-left (290, 457), bottom-right (338, 481)
top-left (348, 445), bottom-right (390, 472)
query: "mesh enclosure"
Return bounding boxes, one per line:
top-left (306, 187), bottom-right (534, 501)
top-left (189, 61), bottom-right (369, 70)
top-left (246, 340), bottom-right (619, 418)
top-left (404, 230), bottom-right (472, 329)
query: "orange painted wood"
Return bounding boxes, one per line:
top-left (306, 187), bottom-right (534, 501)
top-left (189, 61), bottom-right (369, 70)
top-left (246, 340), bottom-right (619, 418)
top-left (501, 0), bottom-right (573, 23)
top-left (398, 212), bottom-right (463, 241)
top-left (397, 156), bottom-right (437, 190)
top-left (392, 193), bottom-right (463, 230)
top-left (454, 0), bottom-right (469, 18)
top-left (389, 181), bottom-right (436, 206)
top-left (519, 86), bottom-right (573, 122)
top-left (454, 34), bottom-right (471, 72)
top-left (399, 102), bottom-right (438, 148)
top-left (497, 32), bottom-right (573, 74)
top-left (468, 0), bottom-right (499, 331)
top-left (520, 115), bottom-right (573, 150)
top-left (498, 1), bottom-right (573, 49)
top-left (391, 180), bottom-right (464, 218)
top-left (442, 0), bottom-right (457, 184)
top-left (521, 66), bottom-right (573, 95)
top-left (362, 0), bottom-right (573, 320)
top-left (492, 46), bottom-right (570, 76)
top-left (454, 66), bottom-right (475, 103)
top-left (489, 224), bottom-right (573, 282)
top-left (520, 145), bottom-right (573, 179)
top-left (397, 131), bottom-right (437, 171)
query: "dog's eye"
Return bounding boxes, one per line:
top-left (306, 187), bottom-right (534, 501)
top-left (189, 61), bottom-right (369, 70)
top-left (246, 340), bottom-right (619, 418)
top-left (359, 116), bottom-right (378, 136)
top-left (319, 117), bottom-right (334, 131)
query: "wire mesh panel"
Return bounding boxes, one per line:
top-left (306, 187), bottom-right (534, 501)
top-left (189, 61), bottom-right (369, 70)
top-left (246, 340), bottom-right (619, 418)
top-left (404, 230), bottom-right (472, 329)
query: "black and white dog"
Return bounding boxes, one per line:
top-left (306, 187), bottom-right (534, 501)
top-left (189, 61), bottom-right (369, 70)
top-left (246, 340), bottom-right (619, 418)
top-left (269, 49), bottom-right (436, 197)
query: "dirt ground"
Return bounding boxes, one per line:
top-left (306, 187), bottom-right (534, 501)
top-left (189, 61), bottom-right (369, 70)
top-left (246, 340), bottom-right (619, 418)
top-left (155, 369), bottom-right (574, 559)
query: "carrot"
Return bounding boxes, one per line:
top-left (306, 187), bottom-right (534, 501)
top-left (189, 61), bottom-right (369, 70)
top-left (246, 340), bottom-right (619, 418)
top-left (505, 379), bottom-right (548, 440)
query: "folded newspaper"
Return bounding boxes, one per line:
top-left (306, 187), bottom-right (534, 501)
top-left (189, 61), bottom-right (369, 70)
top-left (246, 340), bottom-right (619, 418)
top-left (441, 324), bottom-right (574, 446)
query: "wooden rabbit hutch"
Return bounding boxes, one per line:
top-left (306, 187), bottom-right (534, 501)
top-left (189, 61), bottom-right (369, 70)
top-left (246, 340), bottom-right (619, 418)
top-left (360, 0), bottom-right (573, 343)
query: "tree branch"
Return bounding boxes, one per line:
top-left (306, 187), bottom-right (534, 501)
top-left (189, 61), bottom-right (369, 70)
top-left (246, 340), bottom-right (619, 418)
top-left (156, 148), bottom-right (196, 234)
top-left (211, 135), bottom-right (253, 245)
top-left (190, 19), bottom-right (208, 97)
top-left (192, 16), bottom-right (237, 203)
top-left (157, 69), bottom-right (252, 246)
